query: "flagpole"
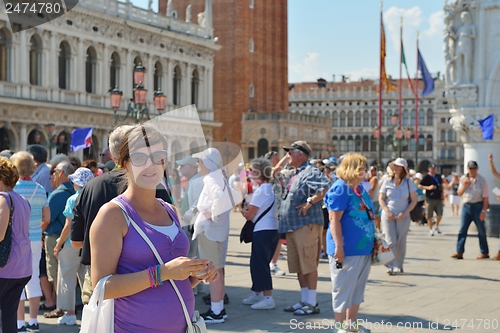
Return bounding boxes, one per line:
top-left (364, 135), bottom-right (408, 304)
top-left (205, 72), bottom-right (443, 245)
top-left (398, 17), bottom-right (403, 157)
top-left (377, 1), bottom-right (383, 171)
top-left (415, 31), bottom-right (419, 170)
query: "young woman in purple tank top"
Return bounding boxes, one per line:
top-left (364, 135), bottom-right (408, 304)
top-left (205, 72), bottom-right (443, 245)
top-left (90, 124), bottom-right (218, 333)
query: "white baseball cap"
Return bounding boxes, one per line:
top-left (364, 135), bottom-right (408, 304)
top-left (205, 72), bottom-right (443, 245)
top-left (193, 148), bottom-right (223, 172)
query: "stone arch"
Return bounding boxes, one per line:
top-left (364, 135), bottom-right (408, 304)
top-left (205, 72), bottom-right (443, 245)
top-left (0, 126), bottom-right (15, 152)
top-left (171, 139), bottom-right (183, 163)
top-left (257, 138), bottom-right (268, 157)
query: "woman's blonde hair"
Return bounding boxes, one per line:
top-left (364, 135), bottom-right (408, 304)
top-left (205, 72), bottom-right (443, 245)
top-left (0, 156), bottom-right (19, 188)
top-left (10, 151), bottom-right (36, 177)
top-left (335, 153), bottom-right (366, 183)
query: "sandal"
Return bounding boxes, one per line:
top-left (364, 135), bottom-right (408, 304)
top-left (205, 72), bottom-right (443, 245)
top-left (39, 303), bottom-right (56, 311)
top-left (283, 301), bottom-right (306, 312)
top-left (293, 303), bottom-right (320, 316)
top-left (43, 308), bottom-right (64, 318)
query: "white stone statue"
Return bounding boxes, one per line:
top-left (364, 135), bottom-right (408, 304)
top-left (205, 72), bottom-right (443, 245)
top-left (197, 11), bottom-right (206, 27)
top-left (453, 11), bottom-right (475, 84)
top-left (186, 5), bottom-right (192, 23)
top-left (148, 0), bottom-right (153, 11)
top-left (443, 11), bottom-right (456, 86)
top-left (167, 0), bottom-right (173, 17)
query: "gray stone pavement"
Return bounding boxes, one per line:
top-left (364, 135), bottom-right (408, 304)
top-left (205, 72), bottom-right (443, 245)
top-left (26, 206), bottom-right (500, 333)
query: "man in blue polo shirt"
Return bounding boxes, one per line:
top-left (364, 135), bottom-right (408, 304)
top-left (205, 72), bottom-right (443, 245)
top-left (43, 162), bottom-right (75, 318)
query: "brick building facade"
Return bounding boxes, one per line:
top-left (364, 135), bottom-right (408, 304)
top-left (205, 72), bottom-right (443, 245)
top-left (159, 0), bottom-right (288, 145)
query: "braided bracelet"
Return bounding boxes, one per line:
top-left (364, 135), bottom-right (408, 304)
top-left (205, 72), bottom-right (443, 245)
top-left (148, 265), bottom-right (163, 288)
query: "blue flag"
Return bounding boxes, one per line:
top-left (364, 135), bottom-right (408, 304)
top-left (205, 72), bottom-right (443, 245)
top-left (70, 127), bottom-right (93, 152)
top-left (478, 114), bottom-right (494, 141)
top-left (417, 49), bottom-right (434, 97)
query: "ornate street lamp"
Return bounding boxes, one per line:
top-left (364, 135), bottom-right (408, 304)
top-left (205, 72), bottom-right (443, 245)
top-left (109, 64), bottom-right (166, 123)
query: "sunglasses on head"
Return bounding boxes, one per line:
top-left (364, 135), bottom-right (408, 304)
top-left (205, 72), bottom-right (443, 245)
top-left (129, 150), bottom-right (168, 167)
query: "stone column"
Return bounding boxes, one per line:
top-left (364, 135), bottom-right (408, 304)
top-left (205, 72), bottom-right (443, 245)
top-left (20, 123), bottom-right (27, 151)
top-left (103, 45), bottom-right (110, 94)
top-left (49, 32), bottom-right (57, 89)
top-left (146, 54), bottom-right (154, 103)
top-left (19, 31), bottom-right (28, 84)
top-left (184, 62), bottom-right (191, 106)
top-left (77, 38), bottom-right (85, 92)
top-left (125, 49), bottom-right (132, 98)
top-left (102, 132), bottom-right (109, 149)
top-left (198, 67), bottom-right (205, 110)
top-left (207, 66), bottom-right (213, 110)
top-left (166, 59), bottom-right (174, 107)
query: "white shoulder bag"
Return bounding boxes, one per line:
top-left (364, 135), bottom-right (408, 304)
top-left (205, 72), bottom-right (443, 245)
top-left (79, 274), bottom-right (114, 333)
top-left (113, 199), bottom-right (207, 333)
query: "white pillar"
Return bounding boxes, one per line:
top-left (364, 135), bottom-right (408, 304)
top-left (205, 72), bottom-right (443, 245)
top-left (20, 124), bottom-right (27, 151)
top-left (198, 67), bottom-right (205, 110)
top-left (103, 45), bottom-right (109, 94)
top-left (49, 32), bottom-right (57, 89)
top-left (102, 133), bottom-right (109, 149)
top-left (77, 39), bottom-right (85, 92)
top-left (207, 67), bottom-right (213, 110)
top-left (19, 31), bottom-right (28, 84)
top-left (166, 59), bottom-right (174, 107)
top-left (146, 54), bottom-right (154, 103)
top-left (184, 62), bottom-right (191, 106)
top-left (125, 49), bottom-right (132, 98)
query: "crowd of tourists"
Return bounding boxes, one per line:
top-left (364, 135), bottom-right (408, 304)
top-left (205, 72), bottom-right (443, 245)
top-left (1, 126), bottom-right (500, 333)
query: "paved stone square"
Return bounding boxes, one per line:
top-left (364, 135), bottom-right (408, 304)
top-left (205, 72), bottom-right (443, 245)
top-left (27, 206), bottom-right (500, 333)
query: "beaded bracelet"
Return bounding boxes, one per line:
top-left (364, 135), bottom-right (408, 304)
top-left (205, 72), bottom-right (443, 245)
top-left (148, 265), bottom-right (163, 288)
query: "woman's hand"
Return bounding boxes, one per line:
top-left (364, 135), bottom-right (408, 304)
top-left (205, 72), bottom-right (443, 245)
top-left (195, 261), bottom-right (218, 283)
top-left (53, 244), bottom-right (62, 259)
top-left (385, 209), bottom-right (396, 220)
top-left (163, 257), bottom-right (209, 281)
top-left (334, 247), bottom-right (344, 264)
top-left (396, 212), bottom-right (407, 220)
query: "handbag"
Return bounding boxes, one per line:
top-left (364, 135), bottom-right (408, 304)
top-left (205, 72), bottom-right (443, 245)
top-left (240, 199), bottom-right (275, 243)
top-left (0, 193), bottom-right (14, 268)
top-left (113, 200), bottom-right (207, 333)
top-left (406, 179), bottom-right (422, 222)
top-left (79, 275), bottom-right (114, 333)
top-left (372, 233), bottom-right (394, 266)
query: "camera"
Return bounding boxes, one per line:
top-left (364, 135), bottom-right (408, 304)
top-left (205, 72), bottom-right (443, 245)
top-left (335, 261), bottom-right (343, 269)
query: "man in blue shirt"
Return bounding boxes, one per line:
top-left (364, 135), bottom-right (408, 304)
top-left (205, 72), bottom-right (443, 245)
top-left (27, 144), bottom-right (53, 195)
top-left (43, 161), bottom-right (75, 318)
top-left (279, 141), bottom-right (331, 316)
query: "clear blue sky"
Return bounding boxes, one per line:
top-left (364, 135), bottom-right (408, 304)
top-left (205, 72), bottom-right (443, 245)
top-left (130, 0), bottom-right (445, 83)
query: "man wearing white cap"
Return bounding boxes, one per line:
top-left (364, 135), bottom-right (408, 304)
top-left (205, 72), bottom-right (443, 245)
top-left (192, 148), bottom-right (235, 323)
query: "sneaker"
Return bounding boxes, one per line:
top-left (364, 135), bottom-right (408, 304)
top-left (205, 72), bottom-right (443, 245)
top-left (320, 252), bottom-right (328, 259)
top-left (26, 323), bottom-right (39, 332)
top-left (251, 297), bottom-right (276, 310)
top-left (220, 308), bottom-right (228, 319)
top-left (200, 308), bottom-right (225, 324)
top-left (349, 322), bottom-right (371, 333)
top-left (429, 230), bottom-right (434, 236)
top-left (392, 267), bottom-right (402, 275)
top-left (18, 326), bottom-right (27, 333)
top-left (386, 267), bottom-right (394, 275)
top-left (242, 293), bottom-right (263, 305)
top-left (434, 227), bottom-right (441, 234)
top-left (58, 313), bottom-right (77, 325)
top-left (270, 265), bottom-right (286, 276)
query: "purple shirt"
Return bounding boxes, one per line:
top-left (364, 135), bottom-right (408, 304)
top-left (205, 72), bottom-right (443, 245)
top-left (0, 191), bottom-right (32, 279)
top-left (113, 195), bottom-right (194, 333)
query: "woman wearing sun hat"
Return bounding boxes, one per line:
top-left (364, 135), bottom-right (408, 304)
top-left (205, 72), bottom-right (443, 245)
top-left (53, 167), bottom-right (95, 325)
top-left (378, 158), bottom-right (417, 275)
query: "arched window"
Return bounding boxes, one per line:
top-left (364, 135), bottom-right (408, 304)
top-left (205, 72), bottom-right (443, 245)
top-left (332, 111), bottom-right (338, 127)
top-left (0, 29), bottom-right (11, 81)
top-left (370, 135), bottom-right (377, 151)
top-left (409, 135), bottom-right (415, 151)
top-left (403, 109), bottom-right (409, 125)
top-left (362, 135), bottom-right (369, 151)
top-left (317, 111), bottom-right (323, 117)
top-left (257, 138), bottom-right (268, 157)
top-left (340, 135), bottom-right (347, 151)
top-left (154, 61), bottom-right (163, 91)
top-left (332, 136), bottom-right (339, 151)
top-left (448, 129), bottom-right (454, 142)
top-left (173, 65), bottom-right (182, 105)
top-left (410, 110), bottom-right (416, 125)
top-left (347, 111), bottom-right (353, 127)
top-left (418, 134), bottom-right (425, 151)
top-left (362, 111), bottom-right (369, 126)
top-left (339, 111), bottom-right (346, 127)
top-left (58, 42), bottom-right (71, 89)
top-left (386, 135), bottom-right (393, 152)
top-left (426, 109), bottom-right (433, 126)
top-left (385, 110), bottom-right (392, 126)
top-left (133, 56), bottom-right (143, 88)
top-left (426, 134), bottom-right (433, 151)
top-left (110, 52), bottom-right (120, 89)
top-left (380, 135), bottom-right (385, 151)
top-left (324, 111), bottom-right (330, 118)
top-left (29, 35), bottom-right (42, 85)
top-left (347, 135), bottom-right (354, 151)
top-left (371, 110), bottom-right (377, 127)
top-left (419, 109), bottom-right (425, 125)
top-left (355, 111), bottom-right (361, 126)
top-left (440, 130), bottom-right (446, 142)
top-left (85, 47), bottom-right (97, 93)
top-left (249, 38), bottom-right (254, 53)
top-left (191, 69), bottom-right (199, 105)
top-left (354, 135), bottom-right (361, 151)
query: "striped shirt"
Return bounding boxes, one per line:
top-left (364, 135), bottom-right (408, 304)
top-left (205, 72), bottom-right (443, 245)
top-left (14, 180), bottom-right (48, 242)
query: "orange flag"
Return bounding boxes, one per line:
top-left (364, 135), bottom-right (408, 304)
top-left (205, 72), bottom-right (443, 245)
top-left (379, 15), bottom-right (397, 93)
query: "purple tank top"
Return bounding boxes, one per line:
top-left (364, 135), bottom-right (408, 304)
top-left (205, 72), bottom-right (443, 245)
top-left (113, 195), bottom-right (194, 333)
top-left (0, 191), bottom-right (32, 279)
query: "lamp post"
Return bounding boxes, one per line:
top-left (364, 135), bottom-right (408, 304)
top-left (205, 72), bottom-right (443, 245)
top-left (109, 64), bottom-right (166, 123)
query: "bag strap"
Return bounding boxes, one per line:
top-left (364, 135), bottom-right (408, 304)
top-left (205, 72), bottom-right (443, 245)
top-left (28, 183), bottom-right (39, 202)
top-left (112, 199), bottom-right (195, 332)
top-left (5, 193), bottom-right (14, 227)
top-left (253, 199), bottom-right (275, 225)
top-left (89, 274), bottom-right (113, 333)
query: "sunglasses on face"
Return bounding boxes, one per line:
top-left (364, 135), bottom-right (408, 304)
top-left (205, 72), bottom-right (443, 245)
top-left (129, 150), bottom-right (168, 167)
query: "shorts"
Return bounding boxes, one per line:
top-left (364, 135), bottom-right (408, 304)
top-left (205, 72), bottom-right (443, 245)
top-left (322, 207), bottom-right (329, 229)
top-left (44, 234), bottom-right (58, 283)
top-left (329, 255), bottom-right (371, 313)
top-left (198, 232), bottom-right (224, 270)
top-left (372, 202), bottom-right (381, 216)
top-left (449, 195), bottom-right (460, 206)
top-left (426, 198), bottom-right (443, 219)
top-left (20, 241), bottom-right (43, 300)
top-left (286, 224), bottom-right (322, 275)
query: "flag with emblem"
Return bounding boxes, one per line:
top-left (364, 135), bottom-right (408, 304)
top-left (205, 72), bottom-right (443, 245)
top-left (70, 127), bottom-right (93, 152)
